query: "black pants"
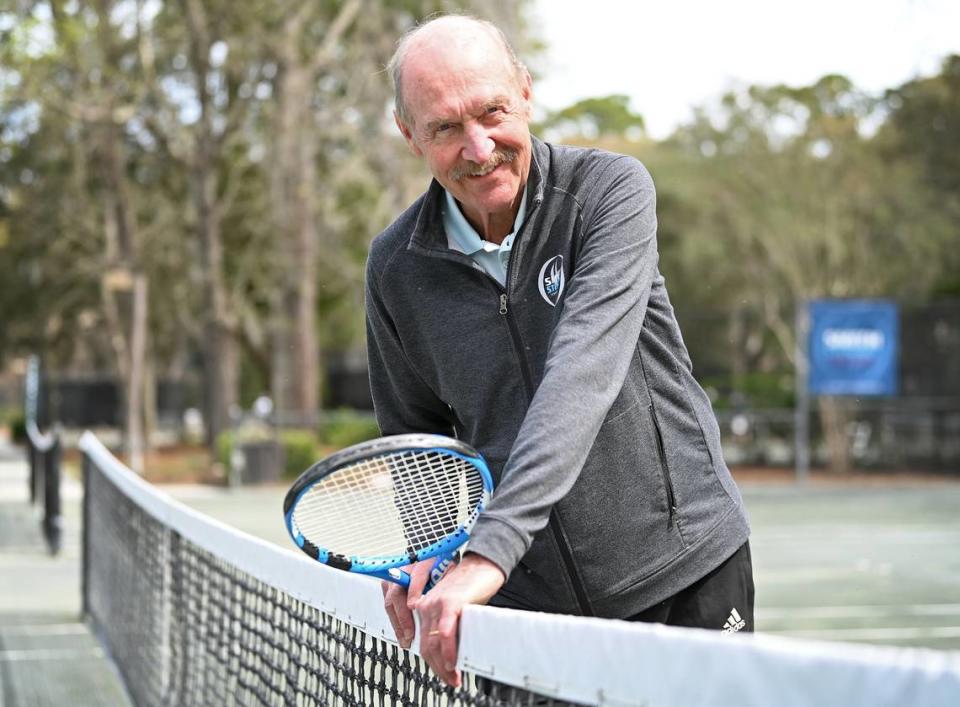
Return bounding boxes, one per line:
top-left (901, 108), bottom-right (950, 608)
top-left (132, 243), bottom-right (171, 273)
top-left (628, 541), bottom-right (755, 632)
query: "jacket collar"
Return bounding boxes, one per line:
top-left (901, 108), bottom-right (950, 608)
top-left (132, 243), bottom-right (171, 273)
top-left (408, 135), bottom-right (549, 253)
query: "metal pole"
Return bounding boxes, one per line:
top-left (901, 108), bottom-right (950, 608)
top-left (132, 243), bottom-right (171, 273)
top-left (42, 434), bottom-right (62, 555)
top-left (795, 299), bottom-right (811, 484)
top-left (28, 434), bottom-right (37, 505)
top-left (81, 452), bottom-right (90, 617)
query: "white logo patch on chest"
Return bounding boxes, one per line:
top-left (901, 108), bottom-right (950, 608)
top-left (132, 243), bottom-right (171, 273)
top-left (537, 255), bottom-right (565, 307)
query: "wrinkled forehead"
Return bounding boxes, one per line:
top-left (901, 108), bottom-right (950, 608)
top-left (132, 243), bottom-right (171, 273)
top-left (401, 40), bottom-right (521, 121)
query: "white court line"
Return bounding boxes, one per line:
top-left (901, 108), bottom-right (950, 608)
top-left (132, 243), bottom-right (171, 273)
top-left (0, 648), bottom-right (105, 662)
top-left (755, 533), bottom-right (960, 546)
top-left (759, 604), bottom-right (960, 620)
top-left (1, 624), bottom-right (89, 636)
top-left (765, 626), bottom-right (960, 641)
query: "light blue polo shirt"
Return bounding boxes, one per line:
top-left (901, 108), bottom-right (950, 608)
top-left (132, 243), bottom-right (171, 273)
top-left (443, 188), bottom-right (527, 287)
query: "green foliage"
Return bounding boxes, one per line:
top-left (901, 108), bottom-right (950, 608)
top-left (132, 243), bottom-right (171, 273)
top-left (279, 430), bottom-right (319, 480)
top-left (538, 94), bottom-right (645, 140)
top-left (318, 409), bottom-right (380, 449)
top-left (214, 430), bottom-right (237, 469)
top-left (884, 55), bottom-right (960, 195)
top-left (704, 373), bottom-right (796, 410)
top-left (880, 54), bottom-right (960, 295)
top-left (9, 413), bottom-right (26, 445)
top-left (215, 427), bottom-right (320, 479)
top-left (0, 0), bottom-right (537, 434)
top-left (2, 3), bottom-right (957, 428)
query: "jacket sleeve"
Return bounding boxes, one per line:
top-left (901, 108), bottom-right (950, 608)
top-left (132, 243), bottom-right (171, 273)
top-left (466, 156), bottom-right (659, 576)
top-left (365, 255), bottom-right (456, 437)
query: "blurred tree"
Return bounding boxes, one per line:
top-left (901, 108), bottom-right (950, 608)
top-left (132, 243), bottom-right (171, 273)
top-left (538, 94), bottom-right (645, 141)
top-left (0, 0), bottom-right (538, 445)
top-left (141, 0), bottom-right (280, 446)
top-left (881, 54), bottom-right (960, 296)
top-left (255, 0), bottom-right (536, 426)
top-left (676, 77), bottom-right (950, 472)
top-left (0, 0), bottom-right (176, 471)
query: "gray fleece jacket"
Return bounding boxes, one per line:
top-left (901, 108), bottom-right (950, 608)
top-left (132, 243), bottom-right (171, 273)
top-left (365, 137), bottom-right (750, 618)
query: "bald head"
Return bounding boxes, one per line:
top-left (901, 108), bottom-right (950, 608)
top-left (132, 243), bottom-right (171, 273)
top-left (388, 15), bottom-right (528, 128)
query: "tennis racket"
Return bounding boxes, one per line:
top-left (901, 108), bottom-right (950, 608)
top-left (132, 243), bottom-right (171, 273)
top-left (283, 434), bottom-right (493, 590)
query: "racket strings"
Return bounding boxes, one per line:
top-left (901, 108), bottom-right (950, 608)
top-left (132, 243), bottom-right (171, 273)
top-left (392, 453), bottom-right (471, 544)
top-left (292, 450), bottom-right (486, 559)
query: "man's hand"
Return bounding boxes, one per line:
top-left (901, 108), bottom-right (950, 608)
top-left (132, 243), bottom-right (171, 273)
top-left (381, 560), bottom-right (435, 649)
top-left (413, 553), bottom-right (505, 687)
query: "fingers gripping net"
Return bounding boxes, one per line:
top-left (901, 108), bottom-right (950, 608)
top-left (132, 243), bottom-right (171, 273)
top-left (291, 450), bottom-right (486, 559)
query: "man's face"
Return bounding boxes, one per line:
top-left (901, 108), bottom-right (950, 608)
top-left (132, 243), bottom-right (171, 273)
top-left (396, 40), bottom-right (533, 232)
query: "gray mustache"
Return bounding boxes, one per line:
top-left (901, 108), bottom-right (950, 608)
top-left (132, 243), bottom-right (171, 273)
top-left (449, 149), bottom-right (517, 181)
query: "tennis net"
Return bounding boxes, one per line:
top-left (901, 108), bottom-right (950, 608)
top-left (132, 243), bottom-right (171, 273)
top-left (79, 432), bottom-right (960, 706)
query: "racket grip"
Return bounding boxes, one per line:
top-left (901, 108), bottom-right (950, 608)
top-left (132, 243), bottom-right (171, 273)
top-left (385, 552), bottom-right (459, 591)
top-left (423, 554), bottom-right (455, 592)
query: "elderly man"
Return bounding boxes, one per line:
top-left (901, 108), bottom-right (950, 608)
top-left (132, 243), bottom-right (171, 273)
top-left (366, 15), bottom-right (753, 686)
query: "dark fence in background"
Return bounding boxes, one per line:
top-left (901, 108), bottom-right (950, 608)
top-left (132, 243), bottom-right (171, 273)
top-left (899, 301), bottom-right (960, 398)
top-left (678, 299), bottom-right (960, 472)
top-left (717, 401), bottom-right (960, 472)
top-left (35, 367), bottom-right (372, 430)
top-left (36, 378), bottom-right (189, 427)
top-left (325, 352), bottom-right (374, 410)
top-left (9, 300), bottom-right (958, 471)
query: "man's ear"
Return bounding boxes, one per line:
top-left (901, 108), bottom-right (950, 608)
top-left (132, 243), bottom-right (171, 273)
top-left (394, 112), bottom-right (423, 157)
top-left (518, 69), bottom-right (534, 118)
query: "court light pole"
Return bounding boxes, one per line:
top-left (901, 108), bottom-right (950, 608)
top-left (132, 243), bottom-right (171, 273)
top-left (794, 300), bottom-right (810, 484)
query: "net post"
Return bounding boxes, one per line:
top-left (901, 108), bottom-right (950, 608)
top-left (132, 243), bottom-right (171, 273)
top-left (28, 433), bottom-right (38, 505)
top-left (81, 450), bottom-right (91, 617)
top-left (42, 432), bottom-right (63, 555)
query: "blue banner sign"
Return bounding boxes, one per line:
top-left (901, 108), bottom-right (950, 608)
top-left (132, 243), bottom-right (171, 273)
top-left (808, 299), bottom-right (898, 396)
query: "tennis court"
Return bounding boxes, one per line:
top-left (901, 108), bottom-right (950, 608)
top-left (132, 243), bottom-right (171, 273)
top-left (747, 481), bottom-right (960, 650)
top-left (3, 436), bottom-right (959, 705)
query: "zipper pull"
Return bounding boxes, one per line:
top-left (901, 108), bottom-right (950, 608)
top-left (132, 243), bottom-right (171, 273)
top-left (499, 294), bottom-right (508, 315)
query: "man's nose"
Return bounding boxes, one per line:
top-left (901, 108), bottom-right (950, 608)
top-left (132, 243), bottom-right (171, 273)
top-left (461, 122), bottom-right (495, 164)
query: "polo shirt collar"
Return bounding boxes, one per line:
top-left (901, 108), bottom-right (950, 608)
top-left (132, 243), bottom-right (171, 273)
top-left (443, 187), bottom-right (527, 254)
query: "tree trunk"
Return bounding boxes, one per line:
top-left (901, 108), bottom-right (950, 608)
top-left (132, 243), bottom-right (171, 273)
top-left (182, 0), bottom-right (240, 447)
top-left (193, 138), bottom-right (239, 446)
top-left (269, 61), bottom-right (319, 429)
top-left (203, 325), bottom-right (239, 444)
top-left (819, 396), bottom-right (852, 475)
top-left (729, 305), bottom-right (746, 398)
top-left (127, 274), bottom-right (148, 474)
top-left (99, 118), bottom-right (150, 472)
top-left (143, 350), bottom-right (157, 455)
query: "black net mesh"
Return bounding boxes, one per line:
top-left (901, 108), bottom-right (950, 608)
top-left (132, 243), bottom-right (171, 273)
top-left (82, 454), bottom-right (576, 707)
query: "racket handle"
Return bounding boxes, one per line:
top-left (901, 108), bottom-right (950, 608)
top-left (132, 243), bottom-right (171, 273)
top-left (385, 552), bottom-right (458, 591)
top-left (423, 555), bottom-right (455, 592)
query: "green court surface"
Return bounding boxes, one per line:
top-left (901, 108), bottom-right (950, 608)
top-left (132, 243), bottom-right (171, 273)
top-left (168, 476), bottom-right (960, 652)
top-left (744, 481), bottom-right (960, 650)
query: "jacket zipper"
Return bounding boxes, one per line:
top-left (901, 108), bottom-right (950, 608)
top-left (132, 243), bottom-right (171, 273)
top-left (498, 290), bottom-right (595, 616)
top-left (649, 403), bottom-right (677, 517)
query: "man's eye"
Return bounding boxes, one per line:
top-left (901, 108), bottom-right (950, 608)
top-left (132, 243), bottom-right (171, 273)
top-left (486, 106), bottom-right (503, 115)
top-left (436, 123), bottom-right (453, 133)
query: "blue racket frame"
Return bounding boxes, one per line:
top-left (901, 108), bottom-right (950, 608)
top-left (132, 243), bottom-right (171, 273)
top-left (283, 435), bottom-right (494, 588)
